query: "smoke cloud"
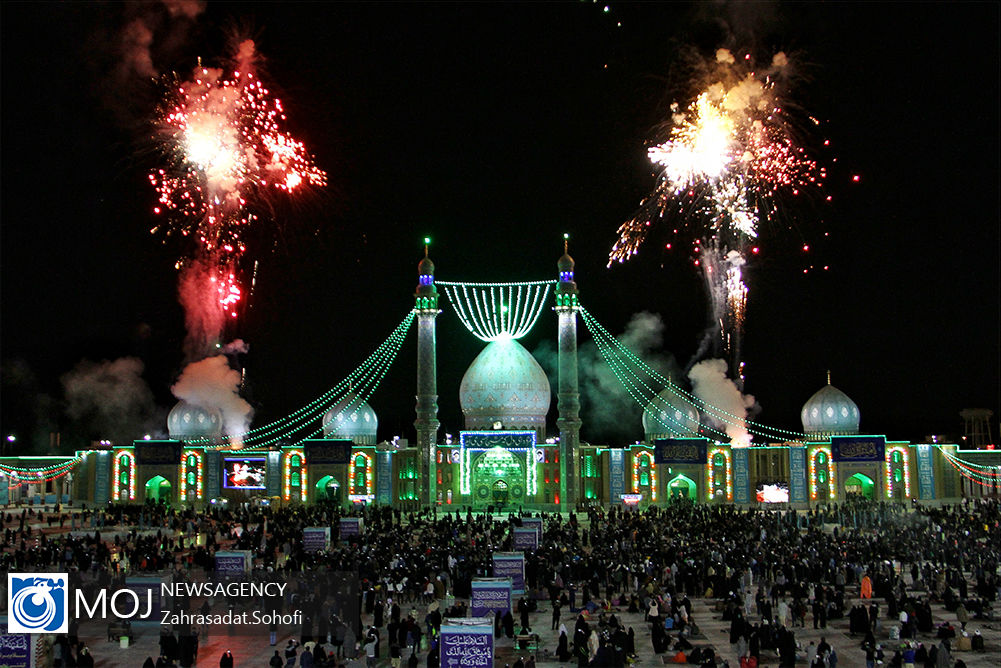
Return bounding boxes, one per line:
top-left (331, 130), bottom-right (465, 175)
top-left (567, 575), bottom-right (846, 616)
top-left (178, 260), bottom-right (228, 360)
top-left (536, 312), bottom-right (681, 443)
top-left (171, 355), bottom-right (253, 440)
top-left (688, 358), bottom-right (756, 445)
top-left (62, 357), bottom-right (162, 442)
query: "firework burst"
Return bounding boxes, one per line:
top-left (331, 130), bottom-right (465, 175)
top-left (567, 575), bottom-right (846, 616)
top-left (612, 49), bottom-right (826, 381)
top-left (150, 41), bottom-right (325, 353)
top-left (610, 50), bottom-right (823, 265)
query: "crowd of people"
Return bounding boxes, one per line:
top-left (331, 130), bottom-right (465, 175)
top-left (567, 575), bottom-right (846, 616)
top-left (0, 495), bottom-right (996, 667)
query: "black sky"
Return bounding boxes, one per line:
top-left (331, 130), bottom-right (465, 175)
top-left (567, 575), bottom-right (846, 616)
top-left (2, 1), bottom-right (998, 452)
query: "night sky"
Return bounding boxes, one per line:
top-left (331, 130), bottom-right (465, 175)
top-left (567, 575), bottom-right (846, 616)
top-left (2, 2), bottom-right (998, 453)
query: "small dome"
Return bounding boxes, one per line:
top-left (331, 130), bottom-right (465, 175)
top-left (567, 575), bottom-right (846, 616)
top-left (460, 338), bottom-right (551, 438)
top-left (322, 394), bottom-right (378, 444)
top-left (418, 256), bottom-right (435, 276)
top-left (801, 378), bottom-right (860, 436)
top-left (642, 388), bottom-right (700, 439)
top-left (557, 253), bottom-right (575, 272)
top-left (168, 400), bottom-right (223, 440)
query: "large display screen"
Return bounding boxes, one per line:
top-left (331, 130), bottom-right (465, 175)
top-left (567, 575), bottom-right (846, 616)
top-left (756, 482), bottom-right (790, 504)
top-left (223, 458), bottom-right (266, 489)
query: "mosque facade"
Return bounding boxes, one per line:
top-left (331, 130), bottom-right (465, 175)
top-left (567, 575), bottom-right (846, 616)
top-left (2, 251), bottom-right (995, 510)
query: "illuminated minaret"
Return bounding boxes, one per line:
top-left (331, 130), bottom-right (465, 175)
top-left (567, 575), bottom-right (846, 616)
top-left (414, 238), bottom-right (440, 505)
top-left (555, 234), bottom-right (581, 509)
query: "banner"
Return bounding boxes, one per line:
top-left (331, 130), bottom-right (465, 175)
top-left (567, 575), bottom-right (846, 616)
top-left (788, 447), bottom-right (807, 504)
top-left (512, 526), bottom-right (538, 551)
top-left (470, 578), bottom-right (511, 618)
top-left (205, 451), bottom-right (222, 499)
top-left (303, 527), bottom-right (331, 552)
top-left (608, 449), bottom-right (626, 503)
top-left (916, 445), bottom-right (935, 500)
top-left (732, 448), bottom-right (750, 504)
top-left (125, 576), bottom-right (164, 621)
top-left (215, 550), bottom-right (251, 575)
top-left (303, 439), bottom-right (353, 464)
top-left (0, 623), bottom-right (31, 668)
top-left (492, 552), bottom-right (525, 594)
top-left (262, 451), bottom-right (281, 497)
top-left (135, 441), bottom-right (182, 465)
top-left (654, 438), bottom-right (708, 464)
top-left (376, 451), bottom-right (393, 505)
top-left (831, 436), bottom-right (886, 462)
top-left (441, 618), bottom-right (493, 668)
top-left (339, 517), bottom-right (364, 538)
top-left (94, 451), bottom-right (111, 505)
top-left (520, 517), bottom-right (543, 541)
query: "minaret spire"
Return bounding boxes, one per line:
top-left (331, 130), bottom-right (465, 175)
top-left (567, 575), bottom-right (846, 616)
top-left (556, 233), bottom-right (580, 509)
top-left (415, 237), bottom-right (440, 505)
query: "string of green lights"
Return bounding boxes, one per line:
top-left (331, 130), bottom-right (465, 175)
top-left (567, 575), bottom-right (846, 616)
top-left (0, 458), bottom-right (82, 474)
top-left (581, 307), bottom-right (813, 443)
top-left (440, 281), bottom-right (555, 342)
top-left (582, 308), bottom-right (725, 440)
top-left (189, 310), bottom-right (416, 449)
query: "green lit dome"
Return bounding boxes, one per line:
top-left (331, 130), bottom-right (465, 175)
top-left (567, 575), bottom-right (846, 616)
top-left (167, 400), bottom-right (223, 440)
top-left (801, 380), bottom-right (860, 436)
top-left (322, 394), bottom-right (378, 444)
top-left (642, 388), bottom-right (700, 439)
top-left (460, 338), bottom-right (551, 437)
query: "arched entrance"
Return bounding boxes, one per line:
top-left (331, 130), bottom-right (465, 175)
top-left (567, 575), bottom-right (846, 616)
top-left (668, 474), bottom-right (696, 500)
top-left (844, 473), bottom-right (874, 499)
top-left (314, 475), bottom-right (341, 503)
top-left (145, 476), bottom-right (172, 505)
top-left (472, 447), bottom-right (525, 508)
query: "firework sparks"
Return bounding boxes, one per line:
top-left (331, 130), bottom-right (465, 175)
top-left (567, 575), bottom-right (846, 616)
top-left (609, 49), bottom-right (823, 265)
top-left (150, 41), bottom-right (325, 352)
top-left (613, 49), bottom-right (826, 381)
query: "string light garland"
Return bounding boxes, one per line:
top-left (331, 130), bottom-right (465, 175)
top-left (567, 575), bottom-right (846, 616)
top-left (182, 309), bottom-right (415, 450)
top-left (440, 281), bottom-right (554, 341)
top-left (112, 450), bottom-right (136, 501)
top-left (808, 446), bottom-right (835, 500)
top-left (632, 450), bottom-right (657, 500)
top-left (884, 445), bottom-right (911, 498)
top-left (581, 307), bottom-right (814, 442)
top-left (706, 446), bottom-right (733, 500)
top-left (179, 450), bottom-right (204, 501)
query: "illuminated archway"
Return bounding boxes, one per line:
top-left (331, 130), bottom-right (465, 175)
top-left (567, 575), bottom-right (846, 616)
top-left (884, 446), bottom-right (910, 499)
top-left (179, 450), bottom-right (203, 501)
top-left (844, 472), bottom-right (874, 499)
top-left (348, 452), bottom-right (373, 496)
top-left (145, 475), bottom-right (172, 504)
top-left (667, 474), bottom-right (696, 500)
top-left (283, 450), bottom-right (307, 502)
top-left (112, 450), bottom-right (135, 501)
top-left (809, 447), bottom-right (835, 501)
top-left (706, 447), bottom-right (732, 501)
top-left (471, 447), bottom-right (525, 507)
top-left (632, 451), bottom-right (658, 501)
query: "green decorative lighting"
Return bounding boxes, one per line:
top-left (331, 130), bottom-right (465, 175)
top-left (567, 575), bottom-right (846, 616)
top-left (581, 306), bottom-right (814, 443)
top-left (439, 280), bottom-right (555, 341)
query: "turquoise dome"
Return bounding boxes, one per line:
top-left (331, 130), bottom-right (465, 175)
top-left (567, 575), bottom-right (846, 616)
top-left (800, 380), bottom-right (860, 436)
top-left (167, 400), bottom-right (223, 440)
top-left (460, 338), bottom-right (551, 437)
top-left (642, 388), bottom-right (701, 439)
top-left (322, 394), bottom-right (378, 444)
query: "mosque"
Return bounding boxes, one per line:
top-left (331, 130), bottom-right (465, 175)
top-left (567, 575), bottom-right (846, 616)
top-left (1, 248), bottom-right (995, 510)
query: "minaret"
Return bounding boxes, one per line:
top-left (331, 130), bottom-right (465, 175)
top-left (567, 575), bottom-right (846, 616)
top-left (414, 238), bottom-right (440, 506)
top-left (555, 234), bottom-right (581, 510)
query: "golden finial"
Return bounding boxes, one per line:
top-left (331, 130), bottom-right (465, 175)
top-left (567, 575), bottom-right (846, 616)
top-left (563, 232), bottom-right (569, 254)
top-left (827, 370), bottom-right (831, 385)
